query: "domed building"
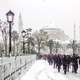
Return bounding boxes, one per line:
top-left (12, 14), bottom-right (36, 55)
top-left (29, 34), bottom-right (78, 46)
top-left (41, 27), bottom-right (69, 41)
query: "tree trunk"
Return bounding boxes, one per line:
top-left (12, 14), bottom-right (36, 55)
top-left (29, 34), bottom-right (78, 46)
top-left (56, 48), bottom-right (58, 53)
top-left (38, 42), bottom-right (40, 54)
top-left (4, 35), bottom-right (7, 56)
top-left (28, 42), bottom-right (30, 54)
top-left (49, 46), bottom-right (52, 54)
top-left (13, 40), bottom-right (15, 56)
top-left (17, 44), bottom-right (18, 55)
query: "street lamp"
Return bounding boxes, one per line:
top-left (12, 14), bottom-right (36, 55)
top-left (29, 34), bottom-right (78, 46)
top-left (26, 28), bottom-right (32, 54)
top-left (6, 10), bottom-right (14, 56)
top-left (21, 30), bottom-right (26, 54)
top-left (26, 28), bottom-right (32, 37)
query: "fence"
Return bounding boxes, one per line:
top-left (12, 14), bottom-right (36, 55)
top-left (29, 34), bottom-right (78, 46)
top-left (0, 54), bottom-right (36, 80)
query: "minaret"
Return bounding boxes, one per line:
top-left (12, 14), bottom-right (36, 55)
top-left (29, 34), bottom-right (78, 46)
top-left (73, 24), bottom-right (76, 40)
top-left (79, 25), bottom-right (80, 41)
top-left (73, 24), bottom-right (76, 55)
top-left (18, 12), bottom-right (23, 55)
top-left (18, 12), bottom-right (23, 34)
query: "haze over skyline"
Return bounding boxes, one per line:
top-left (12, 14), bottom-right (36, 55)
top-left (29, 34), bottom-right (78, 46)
top-left (0, 0), bottom-right (80, 40)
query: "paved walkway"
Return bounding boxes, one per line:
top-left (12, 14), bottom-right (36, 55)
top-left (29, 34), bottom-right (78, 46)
top-left (18, 59), bottom-right (80, 80)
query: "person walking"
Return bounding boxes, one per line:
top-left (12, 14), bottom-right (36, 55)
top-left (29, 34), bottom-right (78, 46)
top-left (62, 55), bottom-right (67, 74)
top-left (56, 54), bottom-right (62, 72)
top-left (71, 54), bottom-right (79, 73)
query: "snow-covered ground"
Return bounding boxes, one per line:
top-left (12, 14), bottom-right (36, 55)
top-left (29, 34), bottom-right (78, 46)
top-left (19, 59), bottom-right (80, 80)
top-left (0, 55), bottom-right (36, 80)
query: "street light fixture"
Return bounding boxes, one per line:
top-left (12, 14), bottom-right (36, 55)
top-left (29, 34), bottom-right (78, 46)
top-left (26, 28), bottom-right (32, 37)
top-left (26, 28), bottom-right (32, 54)
top-left (21, 30), bottom-right (26, 54)
top-left (6, 10), bottom-right (14, 23)
top-left (6, 10), bottom-right (14, 56)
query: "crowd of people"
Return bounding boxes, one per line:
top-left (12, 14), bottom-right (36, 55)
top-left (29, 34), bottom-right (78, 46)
top-left (37, 53), bottom-right (80, 74)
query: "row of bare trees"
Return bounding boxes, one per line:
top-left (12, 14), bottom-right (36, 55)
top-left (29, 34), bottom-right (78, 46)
top-left (32, 29), bottom-right (62, 54)
top-left (0, 19), bottom-right (19, 56)
top-left (33, 30), bottom-right (80, 55)
top-left (0, 19), bottom-right (80, 56)
top-left (0, 19), bottom-right (65, 56)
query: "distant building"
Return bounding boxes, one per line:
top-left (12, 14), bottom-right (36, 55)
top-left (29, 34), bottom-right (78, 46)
top-left (41, 28), bottom-right (69, 41)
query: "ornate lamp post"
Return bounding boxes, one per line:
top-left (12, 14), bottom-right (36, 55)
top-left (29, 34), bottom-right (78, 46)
top-left (6, 10), bottom-right (14, 56)
top-left (26, 28), bottom-right (32, 54)
top-left (21, 30), bottom-right (26, 54)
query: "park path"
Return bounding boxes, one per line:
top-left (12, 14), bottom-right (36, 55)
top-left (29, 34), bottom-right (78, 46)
top-left (17, 59), bottom-right (80, 80)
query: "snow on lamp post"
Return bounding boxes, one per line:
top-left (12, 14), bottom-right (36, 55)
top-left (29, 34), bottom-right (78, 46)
top-left (21, 30), bottom-right (26, 55)
top-left (6, 10), bottom-right (14, 56)
top-left (26, 28), bottom-right (32, 54)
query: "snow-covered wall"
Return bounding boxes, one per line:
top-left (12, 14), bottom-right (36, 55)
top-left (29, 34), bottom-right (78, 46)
top-left (0, 54), bottom-right (36, 80)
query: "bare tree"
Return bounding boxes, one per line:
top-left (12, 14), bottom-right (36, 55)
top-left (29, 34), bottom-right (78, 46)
top-left (27, 36), bottom-right (35, 54)
top-left (55, 42), bottom-right (62, 54)
top-left (47, 39), bottom-right (54, 54)
top-left (12, 30), bottom-right (19, 56)
top-left (0, 20), bottom-right (8, 56)
top-left (0, 42), bottom-right (4, 56)
top-left (67, 40), bottom-right (78, 55)
top-left (33, 30), bottom-right (48, 54)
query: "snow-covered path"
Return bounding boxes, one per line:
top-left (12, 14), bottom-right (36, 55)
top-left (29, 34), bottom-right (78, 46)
top-left (19, 59), bottom-right (80, 80)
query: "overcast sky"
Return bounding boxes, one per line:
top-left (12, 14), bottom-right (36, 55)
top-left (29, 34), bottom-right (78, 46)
top-left (0, 0), bottom-right (80, 40)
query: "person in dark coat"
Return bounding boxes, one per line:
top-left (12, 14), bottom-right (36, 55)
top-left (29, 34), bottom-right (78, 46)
top-left (47, 54), bottom-right (53, 65)
top-left (71, 54), bottom-right (79, 73)
top-left (56, 54), bottom-right (62, 72)
top-left (53, 54), bottom-right (57, 68)
top-left (62, 55), bottom-right (67, 74)
top-left (79, 56), bottom-right (80, 65)
top-left (66, 55), bottom-right (71, 72)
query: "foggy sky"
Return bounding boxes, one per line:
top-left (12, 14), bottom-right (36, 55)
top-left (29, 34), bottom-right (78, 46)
top-left (0, 0), bottom-right (80, 40)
